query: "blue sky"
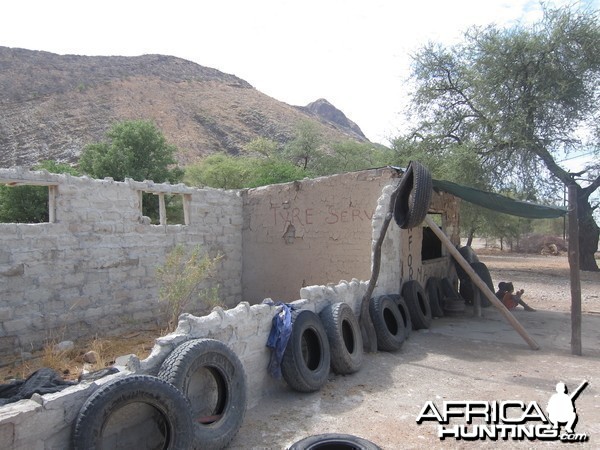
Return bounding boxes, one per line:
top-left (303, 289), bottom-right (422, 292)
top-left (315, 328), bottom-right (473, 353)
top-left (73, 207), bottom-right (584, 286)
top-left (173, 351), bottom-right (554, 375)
top-left (2, 0), bottom-right (598, 154)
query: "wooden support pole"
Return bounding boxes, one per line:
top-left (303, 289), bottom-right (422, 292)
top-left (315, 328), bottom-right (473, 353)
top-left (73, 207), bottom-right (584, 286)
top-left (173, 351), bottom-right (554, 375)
top-left (568, 184), bottom-right (582, 356)
top-left (424, 216), bottom-right (540, 351)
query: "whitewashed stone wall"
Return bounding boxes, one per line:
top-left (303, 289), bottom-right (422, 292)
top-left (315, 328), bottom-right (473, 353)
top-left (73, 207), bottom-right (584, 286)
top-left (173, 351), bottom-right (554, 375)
top-left (0, 168), bottom-right (243, 360)
top-left (0, 279), bottom-right (368, 450)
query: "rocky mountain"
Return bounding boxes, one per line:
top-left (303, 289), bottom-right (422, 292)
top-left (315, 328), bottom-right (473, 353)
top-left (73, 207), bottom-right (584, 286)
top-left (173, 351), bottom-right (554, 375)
top-left (0, 46), bottom-right (369, 168)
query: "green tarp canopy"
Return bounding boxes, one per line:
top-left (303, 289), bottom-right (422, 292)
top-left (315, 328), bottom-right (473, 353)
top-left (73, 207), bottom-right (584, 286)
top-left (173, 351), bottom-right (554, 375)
top-left (432, 179), bottom-right (567, 219)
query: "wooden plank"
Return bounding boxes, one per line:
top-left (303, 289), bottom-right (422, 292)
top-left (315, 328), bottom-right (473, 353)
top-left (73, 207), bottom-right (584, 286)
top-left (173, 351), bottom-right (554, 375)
top-left (0, 179), bottom-right (59, 186)
top-left (568, 185), bottom-right (582, 356)
top-left (424, 216), bottom-right (540, 350)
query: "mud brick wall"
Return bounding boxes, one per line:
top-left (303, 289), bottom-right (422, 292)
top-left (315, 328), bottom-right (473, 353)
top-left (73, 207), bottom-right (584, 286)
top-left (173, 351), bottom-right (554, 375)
top-left (241, 169), bottom-right (398, 303)
top-left (0, 168), bottom-right (243, 360)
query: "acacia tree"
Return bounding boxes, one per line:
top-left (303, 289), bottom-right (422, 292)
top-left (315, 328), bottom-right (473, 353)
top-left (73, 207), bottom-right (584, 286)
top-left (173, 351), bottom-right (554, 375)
top-left (79, 120), bottom-right (183, 222)
top-left (79, 120), bottom-right (182, 183)
top-left (405, 5), bottom-right (600, 270)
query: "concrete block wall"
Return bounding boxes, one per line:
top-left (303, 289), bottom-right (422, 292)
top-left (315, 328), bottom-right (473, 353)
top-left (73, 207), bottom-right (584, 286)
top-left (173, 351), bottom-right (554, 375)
top-left (0, 168), bottom-right (243, 360)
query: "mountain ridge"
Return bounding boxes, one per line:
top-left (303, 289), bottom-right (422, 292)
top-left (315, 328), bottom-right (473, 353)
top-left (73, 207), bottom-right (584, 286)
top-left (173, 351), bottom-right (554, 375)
top-left (0, 47), bottom-right (369, 168)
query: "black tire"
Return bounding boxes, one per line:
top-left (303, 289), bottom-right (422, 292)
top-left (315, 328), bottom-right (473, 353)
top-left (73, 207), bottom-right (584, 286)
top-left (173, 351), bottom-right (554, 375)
top-left (470, 262), bottom-right (494, 307)
top-left (319, 302), bottom-right (363, 375)
top-left (444, 299), bottom-right (466, 316)
top-left (454, 246), bottom-right (480, 280)
top-left (402, 280), bottom-right (432, 330)
top-left (393, 161), bottom-right (433, 229)
top-left (459, 278), bottom-right (476, 305)
top-left (369, 295), bottom-right (406, 351)
top-left (72, 374), bottom-right (193, 450)
top-left (440, 278), bottom-right (466, 315)
top-left (389, 294), bottom-right (412, 340)
top-left (440, 277), bottom-right (460, 301)
top-left (281, 310), bottom-right (331, 393)
top-left (157, 339), bottom-right (247, 450)
top-left (426, 277), bottom-right (445, 318)
top-left (289, 433), bottom-right (382, 449)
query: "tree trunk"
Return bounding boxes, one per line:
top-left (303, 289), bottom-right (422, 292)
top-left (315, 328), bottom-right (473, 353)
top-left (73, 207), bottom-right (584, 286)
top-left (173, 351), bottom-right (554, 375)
top-left (576, 189), bottom-right (599, 272)
top-left (466, 228), bottom-right (476, 247)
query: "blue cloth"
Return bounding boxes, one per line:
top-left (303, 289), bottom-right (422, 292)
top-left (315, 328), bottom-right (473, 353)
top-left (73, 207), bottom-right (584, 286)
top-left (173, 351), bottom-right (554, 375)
top-left (265, 302), bottom-right (294, 379)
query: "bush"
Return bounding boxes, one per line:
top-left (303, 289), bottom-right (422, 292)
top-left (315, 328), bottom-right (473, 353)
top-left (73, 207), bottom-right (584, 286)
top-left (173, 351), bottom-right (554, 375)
top-left (155, 244), bottom-right (222, 331)
top-left (516, 234), bottom-right (567, 254)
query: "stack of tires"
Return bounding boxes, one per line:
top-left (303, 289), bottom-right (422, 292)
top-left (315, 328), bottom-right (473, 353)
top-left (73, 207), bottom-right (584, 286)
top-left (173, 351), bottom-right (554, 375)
top-left (440, 277), bottom-right (466, 316)
top-left (72, 338), bottom-right (247, 450)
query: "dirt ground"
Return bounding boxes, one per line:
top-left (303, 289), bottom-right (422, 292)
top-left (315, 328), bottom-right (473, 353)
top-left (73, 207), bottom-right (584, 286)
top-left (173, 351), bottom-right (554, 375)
top-left (2, 253), bottom-right (599, 449)
top-left (230, 252), bottom-right (600, 449)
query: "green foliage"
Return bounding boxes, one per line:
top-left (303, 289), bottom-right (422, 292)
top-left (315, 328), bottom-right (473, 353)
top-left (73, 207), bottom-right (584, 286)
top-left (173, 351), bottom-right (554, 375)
top-left (283, 120), bottom-right (325, 170)
top-left (245, 157), bottom-right (307, 187)
top-left (155, 244), bottom-right (222, 331)
top-left (0, 161), bottom-right (79, 223)
top-left (79, 120), bottom-right (183, 183)
top-left (79, 120), bottom-right (183, 222)
top-left (406, 4), bottom-right (600, 196)
top-left (400, 4), bottom-right (600, 262)
top-left (184, 153), bottom-right (252, 189)
top-left (0, 185), bottom-right (48, 223)
top-left (37, 160), bottom-right (80, 175)
top-left (319, 141), bottom-right (394, 175)
top-left (243, 136), bottom-right (278, 158)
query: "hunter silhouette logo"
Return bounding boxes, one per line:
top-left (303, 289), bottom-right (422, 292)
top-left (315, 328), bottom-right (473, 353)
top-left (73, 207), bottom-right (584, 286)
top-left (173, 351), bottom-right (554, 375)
top-left (416, 380), bottom-right (589, 442)
top-left (547, 380), bottom-right (588, 435)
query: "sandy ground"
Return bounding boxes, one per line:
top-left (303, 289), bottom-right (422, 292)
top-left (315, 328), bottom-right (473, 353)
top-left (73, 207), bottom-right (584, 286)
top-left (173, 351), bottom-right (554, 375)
top-left (229, 253), bottom-right (600, 449)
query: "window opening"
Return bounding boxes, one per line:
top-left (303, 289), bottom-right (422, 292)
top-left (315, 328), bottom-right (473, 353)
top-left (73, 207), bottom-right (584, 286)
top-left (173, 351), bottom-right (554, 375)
top-left (139, 192), bottom-right (188, 225)
top-left (422, 213), bottom-right (443, 260)
top-left (0, 183), bottom-right (57, 223)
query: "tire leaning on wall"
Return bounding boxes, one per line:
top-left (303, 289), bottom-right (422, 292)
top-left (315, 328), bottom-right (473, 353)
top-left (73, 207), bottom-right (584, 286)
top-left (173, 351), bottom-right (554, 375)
top-left (72, 374), bottom-right (194, 450)
top-left (281, 310), bottom-right (331, 393)
top-left (402, 280), bottom-right (432, 330)
top-left (426, 277), bottom-right (445, 317)
top-left (387, 294), bottom-right (412, 340)
top-left (157, 338), bottom-right (247, 450)
top-left (319, 302), bottom-right (364, 375)
top-left (369, 295), bottom-right (406, 351)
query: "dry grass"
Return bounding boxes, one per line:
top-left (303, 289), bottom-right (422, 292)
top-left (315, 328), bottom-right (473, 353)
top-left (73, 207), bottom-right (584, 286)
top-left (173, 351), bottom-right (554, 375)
top-left (0, 329), bottom-right (159, 382)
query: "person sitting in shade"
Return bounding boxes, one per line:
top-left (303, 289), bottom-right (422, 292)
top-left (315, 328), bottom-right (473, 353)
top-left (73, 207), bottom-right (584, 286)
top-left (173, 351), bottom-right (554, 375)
top-left (495, 282), bottom-right (536, 311)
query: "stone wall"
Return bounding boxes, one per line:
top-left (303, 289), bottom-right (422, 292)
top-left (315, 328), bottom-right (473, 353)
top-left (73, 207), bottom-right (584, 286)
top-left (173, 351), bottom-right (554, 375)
top-left (0, 279), bottom-right (369, 450)
top-left (0, 168), bottom-right (243, 361)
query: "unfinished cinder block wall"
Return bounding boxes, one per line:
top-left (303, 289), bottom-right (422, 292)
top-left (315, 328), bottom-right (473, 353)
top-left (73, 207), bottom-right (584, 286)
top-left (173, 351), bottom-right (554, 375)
top-left (0, 168), bottom-right (243, 360)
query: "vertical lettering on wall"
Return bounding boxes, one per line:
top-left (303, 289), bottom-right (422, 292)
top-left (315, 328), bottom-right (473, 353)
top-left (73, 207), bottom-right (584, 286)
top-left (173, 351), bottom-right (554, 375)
top-left (408, 231), bottom-right (414, 280)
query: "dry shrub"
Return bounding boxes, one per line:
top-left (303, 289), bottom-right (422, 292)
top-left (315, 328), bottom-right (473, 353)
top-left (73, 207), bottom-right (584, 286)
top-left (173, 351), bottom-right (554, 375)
top-left (517, 234), bottom-right (567, 254)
